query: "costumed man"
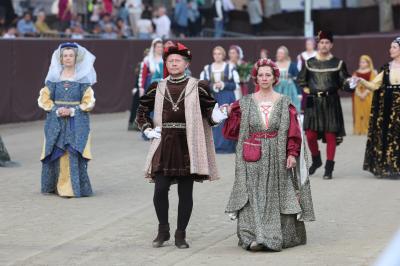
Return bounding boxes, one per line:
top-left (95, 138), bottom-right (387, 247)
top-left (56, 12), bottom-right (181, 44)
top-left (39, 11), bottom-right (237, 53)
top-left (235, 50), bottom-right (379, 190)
top-left (297, 31), bottom-right (354, 179)
top-left (135, 43), bottom-right (226, 248)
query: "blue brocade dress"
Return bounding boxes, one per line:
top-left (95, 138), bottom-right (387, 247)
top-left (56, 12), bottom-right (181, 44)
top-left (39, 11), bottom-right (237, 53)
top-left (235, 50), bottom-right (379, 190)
top-left (39, 80), bottom-right (95, 197)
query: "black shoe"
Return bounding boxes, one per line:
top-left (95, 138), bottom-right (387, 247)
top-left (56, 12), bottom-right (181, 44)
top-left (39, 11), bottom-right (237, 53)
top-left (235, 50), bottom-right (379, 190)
top-left (309, 152), bottom-right (322, 175)
top-left (152, 224), bottom-right (170, 248)
top-left (323, 160), bottom-right (335, 180)
top-left (175, 230), bottom-right (189, 249)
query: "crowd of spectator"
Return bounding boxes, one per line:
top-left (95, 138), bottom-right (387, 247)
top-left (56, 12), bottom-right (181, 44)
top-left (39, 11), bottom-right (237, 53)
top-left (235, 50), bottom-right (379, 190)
top-left (1, 0), bottom-right (213, 39)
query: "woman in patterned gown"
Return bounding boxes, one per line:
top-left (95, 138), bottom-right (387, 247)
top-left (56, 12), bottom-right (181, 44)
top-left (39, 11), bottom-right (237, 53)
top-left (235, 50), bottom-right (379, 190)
top-left (38, 42), bottom-right (96, 197)
top-left (223, 59), bottom-right (315, 251)
top-left (356, 37), bottom-right (400, 179)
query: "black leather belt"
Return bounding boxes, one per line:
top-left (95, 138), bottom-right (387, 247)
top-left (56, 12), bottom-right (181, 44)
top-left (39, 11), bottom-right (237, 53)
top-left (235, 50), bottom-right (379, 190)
top-left (310, 91), bottom-right (337, 97)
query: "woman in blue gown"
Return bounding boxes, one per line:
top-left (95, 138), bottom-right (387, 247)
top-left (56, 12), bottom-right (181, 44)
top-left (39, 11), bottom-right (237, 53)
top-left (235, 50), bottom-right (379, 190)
top-left (38, 42), bottom-right (97, 197)
top-left (274, 46), bottom-right (301, 111)
top-left (200, 46), bottom-right (240, 153)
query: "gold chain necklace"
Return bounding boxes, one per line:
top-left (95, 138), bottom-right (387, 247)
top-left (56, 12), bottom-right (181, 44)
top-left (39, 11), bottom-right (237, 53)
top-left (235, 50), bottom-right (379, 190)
top-left (164, 86), bottom-right (186, 112)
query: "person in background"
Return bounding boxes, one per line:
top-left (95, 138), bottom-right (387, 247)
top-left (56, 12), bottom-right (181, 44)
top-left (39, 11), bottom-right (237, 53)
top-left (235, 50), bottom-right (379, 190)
top-left (35, 11), bottom-right (58, 36)
top-left (275, 46), bottom-right (301, 111)
top-left (212, 0), bottom-right (224, 38)
top-left (126, 0), bottom-right (142, 36)
top-left (352, 55), bottom-right (376, 135)
top-left (355, 37), bottom-right (400, 179)
top-left (297, 38), bottom-right (317, 72)
top-left (260, 48), bottom-right (269, 59)
top-left (297, 38), bottom-right (317, 113)
top-left (136, 9), bottom-right (153, 39)
top-left (153, 6), bottom-right (171, 39)
top-left (297, 31), bottom-right (353, 179)
top-left (116, 17), bottom-right (131, 38)
top-left (200, 46), bottom-right (239, 154)
top-left (3, 26), bottom-right (17, 38)
top-left (98, 13), bottom-right (115, 32)
top-left (17, 12), bottom-right (37, 37)
top-left (128, 48), bottom-right (149, 131)
top-left (58, 0), bottom-right (73, 31)
top-left (228, 45), bottom-right (251, 98)
top-left (247, 0), bottom-right (263, 36)
top-left (101, 23), bottom-right (118, 39)
top-left (187, 0), bottom-right (201, 37)
top-left (174, 0), bottom-right (189, 38)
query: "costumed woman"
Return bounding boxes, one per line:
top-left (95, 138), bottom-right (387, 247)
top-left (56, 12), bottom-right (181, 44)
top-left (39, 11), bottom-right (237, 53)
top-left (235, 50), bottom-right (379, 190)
top-left (228, 45), bottom-right (252, 98)
top-left (140, 38), bottom-right (164, 92)
top-left (136, 43), bottom-right (226, 248)
top-left (352, 55), bottom-right (376, 135)
top-left (356, 37), bottom-right (400, 179)
top-left (275, 46), bottom-right (301, 111)
top-left (128, 48), bottom-right (150, 131)
top-left (200, 46), bottom-right (240, 154)
top-left (297, 38), bottom-right (317, 112)
top-left (38, 42), bottom-right (96, 197)
top-left (223, 58), bottom-right (315, 251)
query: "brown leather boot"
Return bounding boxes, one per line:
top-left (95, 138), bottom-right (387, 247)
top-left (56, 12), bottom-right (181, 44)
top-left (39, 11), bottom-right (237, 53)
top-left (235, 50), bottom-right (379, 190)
top-left (152, 224), bottom-right (170, 248)
top-left (174, 230), bottom-right (189, 249)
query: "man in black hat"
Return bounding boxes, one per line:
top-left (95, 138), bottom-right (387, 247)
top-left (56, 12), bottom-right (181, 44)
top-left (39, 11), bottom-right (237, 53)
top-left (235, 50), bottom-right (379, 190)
top-left (297, 31), bottom-right (353, 179)
top-left (136, 42), bottom-right (226, 249)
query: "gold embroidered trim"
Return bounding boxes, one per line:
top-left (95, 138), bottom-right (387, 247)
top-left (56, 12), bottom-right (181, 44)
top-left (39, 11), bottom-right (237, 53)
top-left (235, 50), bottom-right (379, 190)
top-left (55, 101), bottom-right (80, 105)
top-left (305, 60), bottom-right (343, 73)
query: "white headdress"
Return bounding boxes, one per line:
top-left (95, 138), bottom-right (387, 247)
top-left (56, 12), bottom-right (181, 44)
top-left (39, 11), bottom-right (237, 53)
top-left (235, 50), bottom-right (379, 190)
top-left (147, 38), bottom-right (163, 74)
top-left (45, 42), bottom-right (97, 85)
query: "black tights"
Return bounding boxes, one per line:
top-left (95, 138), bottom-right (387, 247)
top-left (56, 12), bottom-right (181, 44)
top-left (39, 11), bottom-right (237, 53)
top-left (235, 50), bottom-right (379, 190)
top-left (153, 175), bottom-right (194, 231)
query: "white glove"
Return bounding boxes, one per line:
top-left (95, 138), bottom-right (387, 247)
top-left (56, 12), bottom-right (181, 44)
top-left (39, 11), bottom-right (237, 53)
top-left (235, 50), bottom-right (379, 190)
top-left (144, 127), bottom-right (161, 139)
top-left (212, 103), bottom-right (228, 124)
top-left (227, 212), bottom-right (237, 221)
top-left (348, 77), bottom-right (358, 89)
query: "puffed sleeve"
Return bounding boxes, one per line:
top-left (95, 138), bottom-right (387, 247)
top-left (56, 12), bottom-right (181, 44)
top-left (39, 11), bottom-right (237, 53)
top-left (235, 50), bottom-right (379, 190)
top-left (339, 61), bottom-right (353, 92)
top-left (287, 104), bottom-right (301, 157)
top-left (37, 86), bottom-right (55, 112)
top-left (296, 61), bottom-right (309, 88)
top-left (360, 71), bottom-right (383, 91)
top-left (79, 86), bottom-right (96, 112)
top-left (135, 81), bottom-right (157, 132)
top-left (198, 80), bottom-right (217, 126)
top-left (222, 100), bottom-right (241, 141)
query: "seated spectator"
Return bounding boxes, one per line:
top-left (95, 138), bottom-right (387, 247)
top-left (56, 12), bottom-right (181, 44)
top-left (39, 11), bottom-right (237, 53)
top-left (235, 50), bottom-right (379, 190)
top-left (91, 23), bottom-right (102, 35)
top-left (3, 26), bottom-right (17, 38)
top-left (64, 27), bottom-right (72, 38)
top-left (0, 14), bottom-right (6, 36)
top-left (116, 18), bottom-right (131, 38)
top-left (152, 6), bottom-right (170, 39)
top-left (35, 11), bottom-right (58, 36)
top-left (17, 12), bottom-right (37, 37)
top-left (136, 10), bottom-right (153, 39)
top-left (101, 23), bottom-right (118, 39)
top-left (71, 24), bottom-right (85, 39)
top-left (70, 14), bottom-right (85, 32)
top-left (99, 13), bottom-right (116, 32)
